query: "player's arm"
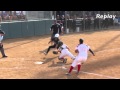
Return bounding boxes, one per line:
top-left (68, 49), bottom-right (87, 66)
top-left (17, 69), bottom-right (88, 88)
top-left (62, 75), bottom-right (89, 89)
top-left (66, 46), bottom-right (70, 50)
top-left (50, 25), bottom-right (53, 34)
top-left (57, 49), bottom-right (61, 53)
top-left (75, 45), bottom-right (79, 53)
top-left (89, 49), bottom-right (95, 56)
top-left (75, 49), bottom-right (79, 53)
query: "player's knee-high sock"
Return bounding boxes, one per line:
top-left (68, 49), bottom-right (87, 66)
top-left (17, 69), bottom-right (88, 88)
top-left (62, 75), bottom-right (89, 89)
top-left (77, 64), bottom-right (81, 72)
top-left (68, 66), bottom-right (74, 73)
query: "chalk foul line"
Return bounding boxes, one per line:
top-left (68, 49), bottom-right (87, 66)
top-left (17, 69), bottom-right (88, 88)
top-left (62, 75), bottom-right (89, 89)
top-left (62, 66), bottom-right (119, 79)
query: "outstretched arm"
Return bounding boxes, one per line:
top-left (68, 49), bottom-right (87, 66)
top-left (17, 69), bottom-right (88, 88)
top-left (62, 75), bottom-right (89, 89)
top-left (66, 46), bottom-right (70, 50)
top-left (89, 49), bottom-right (95, 56)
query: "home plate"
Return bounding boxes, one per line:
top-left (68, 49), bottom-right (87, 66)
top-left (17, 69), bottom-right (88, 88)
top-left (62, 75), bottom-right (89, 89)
top-left (34, 61), bottom-right (44, 64)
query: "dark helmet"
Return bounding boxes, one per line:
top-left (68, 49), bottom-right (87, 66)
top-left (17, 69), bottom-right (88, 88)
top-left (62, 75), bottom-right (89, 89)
top-left (54, 37), bottom-right (59, 40)
top-left (79, 38), bottom-right (84, 44)
top-left (0, 30), bottom-right (5, 34)
top-left (0, 29), bottom-right (2, 32)
top-left (58, 41), bottom-right (63, 47)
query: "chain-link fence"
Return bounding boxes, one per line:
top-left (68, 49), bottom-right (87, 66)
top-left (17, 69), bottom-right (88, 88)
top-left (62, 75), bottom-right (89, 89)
top-left (26, 11), bottom-right (53, 20)
top-left (65, 11), bottom-right (120, 33)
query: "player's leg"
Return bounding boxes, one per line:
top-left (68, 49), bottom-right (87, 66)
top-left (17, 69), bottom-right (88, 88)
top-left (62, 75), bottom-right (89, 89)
top-left (50, 34), bottom-right (55, 45)
top-left (0, 47), bottom-right (7, 58)
top-left (76, 57), bottom-right (87, 74)
top-left (58, 51), bottom-right (67, 63)
top-left (51, 34), bottom-right (55, 40)
top-left (66, 56), bottom-right (79, 75)
top-left (67, 51), bottom-right (76, 60)
top-left (44, 44), bottom-right (56, 55)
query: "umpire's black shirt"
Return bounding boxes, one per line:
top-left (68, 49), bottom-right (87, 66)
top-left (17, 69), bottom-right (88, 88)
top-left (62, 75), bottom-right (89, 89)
top-left (50, 23), bottom-right (61, 35)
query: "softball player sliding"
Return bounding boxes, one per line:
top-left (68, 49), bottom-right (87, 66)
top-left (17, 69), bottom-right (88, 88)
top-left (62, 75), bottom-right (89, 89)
top-left (66, 38), bottom-right (95, 75)
top-left (56, 41), bottom-right (75, 63)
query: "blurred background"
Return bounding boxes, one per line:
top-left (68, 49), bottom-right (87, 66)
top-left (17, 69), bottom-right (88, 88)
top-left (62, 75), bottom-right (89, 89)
top-left (1, 11), bottom-right (120, 37)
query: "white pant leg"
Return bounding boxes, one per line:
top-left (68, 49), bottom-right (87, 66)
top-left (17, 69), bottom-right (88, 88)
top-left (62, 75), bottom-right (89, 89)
top-left (59, 49), bottom-right (67, 58)
top-left (66, 50), bottom-right (75, 60)
top-left (71, 56), bottom-right (87, 67)
top-left (59, 49), bottom-right (75, 60)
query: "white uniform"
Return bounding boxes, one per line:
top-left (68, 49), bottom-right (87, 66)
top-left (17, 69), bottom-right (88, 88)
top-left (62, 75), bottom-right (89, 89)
top-left (72, 44), bottom-right (90, 67)
top-left (58, 44), bottom-right (75, 60)
top-left (0, 35), bottom-right (3, 43)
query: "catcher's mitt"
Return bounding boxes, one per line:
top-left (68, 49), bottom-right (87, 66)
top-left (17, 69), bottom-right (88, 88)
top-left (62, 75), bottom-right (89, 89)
top-left (53, 51), bottom-right (58, 54)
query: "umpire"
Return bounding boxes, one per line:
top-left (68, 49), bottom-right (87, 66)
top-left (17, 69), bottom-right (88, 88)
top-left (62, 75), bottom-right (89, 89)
top-left (50, 20), bottom-right (62, 40)
top-left (0, 30), bottom-right (7, 58)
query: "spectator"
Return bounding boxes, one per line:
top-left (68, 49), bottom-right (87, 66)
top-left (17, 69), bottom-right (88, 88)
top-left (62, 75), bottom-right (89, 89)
top-left (11, 11), bottom-right (17, 20)
top-left (0, 11), bottom-right (2, 22)
top-left (58, 20), bottom-right (64, 33)
top-left (56, 15), bottom-right (61, 21)
top-left (61, 15), bottom-right (65, 28)
top-left (16, 11), bottom-right (21, 20)
top-left (20, 11), bottom-right (27, 20)
top-left (87, 17), bottom-right (92, 30)
top-left (2, 11), bottom-right (10, 21)
top-left (8, 11), bottom-right (13, 21)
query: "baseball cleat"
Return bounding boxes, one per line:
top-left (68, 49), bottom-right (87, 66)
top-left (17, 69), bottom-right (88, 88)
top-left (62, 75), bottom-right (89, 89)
top-left (43, 52), bottom-right (47, 55)
top-left (76, 71), bottom-right (80, 75)
top-left (2, 55), bottom-right (8, 58)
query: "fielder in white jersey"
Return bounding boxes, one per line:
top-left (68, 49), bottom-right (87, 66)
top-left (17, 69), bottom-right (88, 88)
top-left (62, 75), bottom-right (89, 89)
top-left (56, 41), bottom-right (75, 63)
top-left (66, 38), bottom-right (95, 75)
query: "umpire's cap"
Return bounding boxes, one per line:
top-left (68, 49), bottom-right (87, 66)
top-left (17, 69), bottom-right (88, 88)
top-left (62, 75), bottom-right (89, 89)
top-left (79, 38), bottom-right (84, 44)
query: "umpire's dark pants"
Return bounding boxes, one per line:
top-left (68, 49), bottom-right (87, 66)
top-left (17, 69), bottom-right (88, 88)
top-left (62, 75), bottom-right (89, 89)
top-left (0, 46), bottom-right (6, 57)
top-left (51, 34), bottom-right (55, 40)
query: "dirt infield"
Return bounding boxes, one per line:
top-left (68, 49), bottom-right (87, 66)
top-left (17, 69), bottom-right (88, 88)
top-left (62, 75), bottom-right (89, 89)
top-left (0, 29), bottom-right (120, 79)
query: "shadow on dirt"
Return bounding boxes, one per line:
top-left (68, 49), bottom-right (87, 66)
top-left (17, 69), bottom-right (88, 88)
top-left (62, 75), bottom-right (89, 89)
top-left (94, 33), bottom-right (120, 52)
top-left (4, 35), bottom-right (51, 50)
top-left (42, 56), bottom-right (58, 64)
top-left (83, 55), bottom-right (120, 73)
top-left (66, 75), bottom-right (80, 79)
top-left (5, 40), bottom-right (36, 50)
top-left (39, 49), bottom-right (47, 53)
